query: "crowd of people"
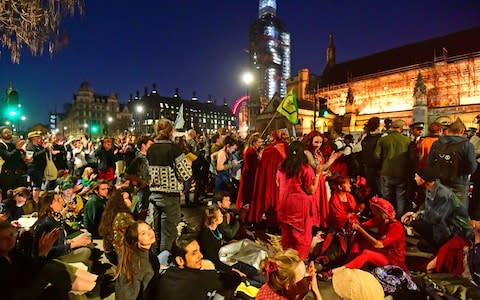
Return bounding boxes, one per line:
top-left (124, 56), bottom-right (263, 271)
top-left (1, 114), bottom-right (480, 300)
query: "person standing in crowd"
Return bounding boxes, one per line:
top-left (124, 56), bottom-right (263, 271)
top-left (401, 166), bottom-right (472, 252)
top-left (147, 118), bottom-right (192, 254)
top-left (115, 221), bottom-right (158, 300)
top-left (0, 126), bottom-right (27, 199)
top-left (374, 119), bottom-right (411, 216)
top-left (303, 131), bottom-right (340, 229)
top-left (26, 130), bottom-right (51, 203)
top-left (126, 135), bottom-right (154, 213)
top-left (417, 122), bottom-right (442, 169)
top-left (83, 180), bottom-right (111, 238)
top-left (50, 133), bottom-right (68, 178)
top-left (72, 138), bottom-right (88, 176)
top-left (360, 117), bottom-right (382, 196)
top-left (213, 135), bottom-right (239, 192)
top-left (236, 133), bottom-right (263, 210)
top-left (407, 122), bottom-right (425, 210)
top-left (257, 249), bottom-right (322, 300)
top-left (276, 141), bottom-right (323, 260)
top-left (191, 149), bottom-right (210, 206)
top-left (428, 118), bottom-right (477, 210)
top-left (95, 137), bottom-right (117, 182)
top-left (248, 130), bottom-right (288, 224)
top-left (470, 116), bottom-right (480, 219)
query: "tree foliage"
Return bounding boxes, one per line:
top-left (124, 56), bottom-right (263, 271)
top-left (0, 0), bottom-right (84, 63)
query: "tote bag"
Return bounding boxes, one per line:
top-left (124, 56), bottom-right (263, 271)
top-left (44, 151), bottom-right (58, 181)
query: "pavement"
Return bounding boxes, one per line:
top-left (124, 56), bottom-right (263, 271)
top-left (90, 194), bottom-right (433, 299)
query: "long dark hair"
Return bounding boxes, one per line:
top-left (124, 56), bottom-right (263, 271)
top-left (302, 131), bottom-right (323, 154)
top-left (116, 221), bottom-right (145, 282)
top-left (38, 191), bottom-right (61, 219)
top-left (280, 141), bottom-right (308, 178)
top-left (98, 190), bottom-right (132, 238)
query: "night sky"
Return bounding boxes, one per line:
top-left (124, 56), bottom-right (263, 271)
top-left (1, 0), bottom-right (479, 128)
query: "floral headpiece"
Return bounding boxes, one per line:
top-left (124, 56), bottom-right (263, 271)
top-left (265, 259), bottom-right (278, 273)
top-left (369, 196), bottom-right (396, 219)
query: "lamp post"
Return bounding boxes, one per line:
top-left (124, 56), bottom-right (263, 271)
top-left (242, 71), bottom-right (254, 130)
top-left (136, 105), bottom-right (144, 135)
top-left (106, 116), bottom-right (113, 135)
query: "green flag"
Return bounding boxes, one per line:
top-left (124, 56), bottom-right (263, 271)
top-left (276, 91), bottom-right (299, 125)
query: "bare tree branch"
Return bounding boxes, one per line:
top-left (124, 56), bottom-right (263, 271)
top-left (0, 0), bottom-right (84, 63)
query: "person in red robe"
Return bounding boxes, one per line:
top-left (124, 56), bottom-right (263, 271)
top-left (303, 131), bottom-right (341, 228)
top-left (327, 175), bottom-right (358, 230)
top-left (247, 130), bottom-right (287, 224)
top-left (334, 196), bottom-right (407, 273)
top-left (236, 133), bottom-right (263, 210)
top-left (276, 141), bottom-right (323, 260)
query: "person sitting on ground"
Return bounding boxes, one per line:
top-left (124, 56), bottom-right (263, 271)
top-left (256, 249), bottom-right (322, 300)
top-left (83, 180), bottom-right (111, 238)
top-left (153, 233), bottom-right (226, 300)
top-left (32, 191), bottom-right (92, 268)
top-left (332, 268), bottom-right (384, 300)
top-left (0, 220), bottom-right (97, 300)
top-left (4, 187), bottom-right (33, 223)
top-left (61, 182), bottom-right (84, 222)
top-left (198, 205), bottom-right (246, 275)
top-left (327, 175), bottom-right (360, 231)
top-left (401, 166), bottom-right (472, 253)
top-left (115, 221), bottom-right (158, 300)
top-left (215, 191), bottom-right (240, 241)
top-left (426, 220), bottom-right (480, 287)
top-left (98, 190), bottom-right (134, 265)
top-left (330, 196), bottom-right (406, 278)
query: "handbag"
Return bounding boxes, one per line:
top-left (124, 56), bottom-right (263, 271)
top-left (44, 151), bottom-right (58, 181)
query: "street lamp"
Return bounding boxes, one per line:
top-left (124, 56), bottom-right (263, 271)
top-left (242, 72), bottom-right (254, 86)
top-left (241, 71), bottom-right (254, 130)
top-left (136, 105), bottom-right (144, 134)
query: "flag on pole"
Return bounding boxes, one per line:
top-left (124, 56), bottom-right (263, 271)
top-left (174, 103), bottom-right (185, 129)
top-left (276, 91), bottom-right (299, 125)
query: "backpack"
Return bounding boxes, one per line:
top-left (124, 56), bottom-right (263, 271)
top-left (430, 140), bottom-right (467, 184)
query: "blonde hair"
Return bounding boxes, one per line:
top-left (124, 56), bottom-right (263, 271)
top-left (82, 167), bottom-right (94, 180)
top-left (261, 249), bottom-right (302, 294)
top-left (155, 118), bottom-right (173, 140)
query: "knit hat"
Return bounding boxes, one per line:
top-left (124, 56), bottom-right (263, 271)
top-left (416, 166), bottom-right (438, 182)
top-left (332, 268), bottom-right (385, 300)
top-left (369, 196), bottom-right (396, 219)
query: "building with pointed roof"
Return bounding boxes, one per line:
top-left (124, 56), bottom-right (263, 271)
top-left (284, 27), bottom-right (480, 134)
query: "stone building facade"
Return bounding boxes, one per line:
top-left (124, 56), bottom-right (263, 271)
top-left (283, 27), bottom-right (480, 135)
top-left (59, 82), bottom-right (132, 137)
